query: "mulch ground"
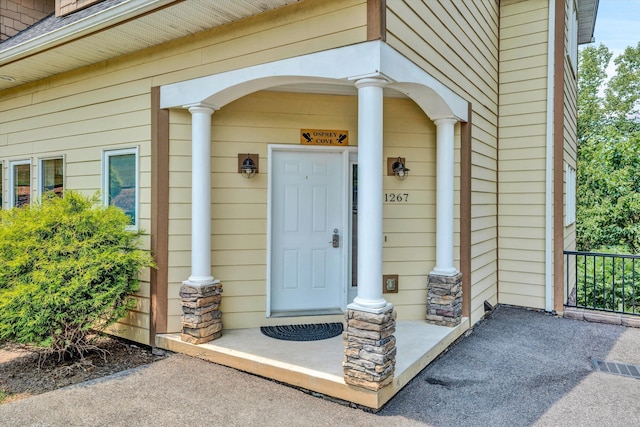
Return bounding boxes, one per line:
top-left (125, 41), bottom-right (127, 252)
top-left (0, 336), bottom-right (167, 404)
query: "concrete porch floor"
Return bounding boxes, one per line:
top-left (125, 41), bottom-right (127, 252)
top-left (156, 318), bottom-right (469, 409)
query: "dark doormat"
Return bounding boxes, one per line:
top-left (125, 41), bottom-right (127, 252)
top-left (260, 322), bottom-right (344, 341)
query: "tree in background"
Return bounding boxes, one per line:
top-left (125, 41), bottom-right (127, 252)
top-left (577, 43), bottom-right (640, 253)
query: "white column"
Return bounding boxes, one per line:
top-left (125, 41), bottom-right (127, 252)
top-left (349, 77), bottom-right (389, 313)
top-left (432, 117), bottom-right (458, 276)
top-left (186, 103), bottom-right (216, 285)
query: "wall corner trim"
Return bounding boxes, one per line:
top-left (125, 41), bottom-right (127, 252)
top-left (367, 0), bottom-right (386, 41)
top-left (150, 86), bottom-right (170, 344)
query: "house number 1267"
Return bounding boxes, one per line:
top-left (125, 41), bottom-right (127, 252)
top-left (385, 193), bottom-right (409, 202)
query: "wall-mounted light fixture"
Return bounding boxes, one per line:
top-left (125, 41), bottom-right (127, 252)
top-left (238, 153), bottom-right (259, 179)
top-left (387, 157), bottom-right (409, 181)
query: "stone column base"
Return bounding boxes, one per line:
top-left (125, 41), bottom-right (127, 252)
top-left (343, 305), bottom-right (396, 391)
top-left (426, 272), bottom-right (462, 327)
top-left (180, 281), bottom-right (223, 344)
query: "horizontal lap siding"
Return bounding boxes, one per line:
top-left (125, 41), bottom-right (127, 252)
top-left (161, 0), bottom-right (368, 331)
top-left (386, 0), bottom-right (499, 325)
top-left (0, 78), bottom-right (153, 344)
top-left (498, 0), bottom-right (549, 309)
top-left (383, 100), bottom-right (441, 319)
top-left (563, 7), bottom-right (578, 305)
top-left (0, 0), bottom-right (368, 342)
top-left (169, 92), bottom-right (439, 330)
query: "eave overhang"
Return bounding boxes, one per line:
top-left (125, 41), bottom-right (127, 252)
top-left (577, 0), bottom-right (599, 45)
top-left (0, 0), bottom-right (298, 90)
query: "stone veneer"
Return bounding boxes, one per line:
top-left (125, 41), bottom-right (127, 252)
top-left (0, 0), bottom-right (54, 41)
top-left (426, 272), bottom-right (462, 327)
top-left (343, 305), bottom-right (396, 391)
top-left (180, 281), bottom-right (223, 344)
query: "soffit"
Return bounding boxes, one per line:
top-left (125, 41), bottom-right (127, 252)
top-left (577, 0), bottom-right (599, 45)
top-left (0, 0), bottom-right (298, 91)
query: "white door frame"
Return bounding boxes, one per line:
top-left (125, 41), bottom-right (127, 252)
top-left (267, 144), bottom-right (357, 317)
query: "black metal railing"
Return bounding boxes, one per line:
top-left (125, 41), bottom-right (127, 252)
top-left (565, 250), bottom-right (640, 316)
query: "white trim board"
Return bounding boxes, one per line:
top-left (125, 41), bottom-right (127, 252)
top-left (160, 41), bottom-right (468, 122)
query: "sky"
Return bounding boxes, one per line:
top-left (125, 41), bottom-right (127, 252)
top-left (589, 0), bottom-right (640, 74)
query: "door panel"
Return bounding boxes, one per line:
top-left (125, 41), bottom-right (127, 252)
top-left (271, 150), bottom-right (344, 313)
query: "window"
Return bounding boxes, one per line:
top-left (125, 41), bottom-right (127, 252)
top-left (103, 148), bottom-right (138, 228)
top-left (567, 0), bottom-right (578, 76)
top-left (10, 160), bottom-right (31, 208)
top-left (565, 164), bottom-right (576, 226)
top-left (39, 157), bottom-right (64, 197)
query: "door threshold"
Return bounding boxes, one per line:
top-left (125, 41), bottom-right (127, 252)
top-left (270, 308), bottom-right (344, 318)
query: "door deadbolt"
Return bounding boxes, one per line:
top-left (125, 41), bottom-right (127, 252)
top-left (331, 228), bottom-right (340, 248)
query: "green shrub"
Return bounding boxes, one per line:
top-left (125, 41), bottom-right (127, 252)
top-left (0, 192), bottom-right (154, 359)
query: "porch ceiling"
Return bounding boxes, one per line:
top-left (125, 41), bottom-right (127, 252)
top-left (0, 0), bottom-right (298, 91)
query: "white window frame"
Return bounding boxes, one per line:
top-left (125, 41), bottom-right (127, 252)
top-left (565, 163), bottom-right (577, 226)
top-left (38, 156), bottom-right (65, 199)
top-left (103, 147), bottom-right (139, 230)
top-left (9, 159), bottom-right (32, 208)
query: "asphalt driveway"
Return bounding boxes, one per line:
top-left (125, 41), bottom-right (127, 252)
top-left (1, 306), bottom-right (638, 426)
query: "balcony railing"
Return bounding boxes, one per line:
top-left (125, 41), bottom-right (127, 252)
top-left (565, 250), bottom-right (640, 316)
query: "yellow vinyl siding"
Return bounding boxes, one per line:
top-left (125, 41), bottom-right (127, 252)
top-left (386, 0), bottom-right (499, 325)
top-left (177, 0), bottom-right (369, 330)
top-left (563, 0), bottom-right (579, 307)
top-left (168, 91), bottom-right (439, 329)
top-left (0, 0), bottom-right (369, 342)
top-left (498, 0), bottom-right (550, 311)
top-left (150, 0), bottom-right (367, 87)
top-left (0, 87), bottom-right (152, 343)
top-left (0, 0), bottom-right (579, 340)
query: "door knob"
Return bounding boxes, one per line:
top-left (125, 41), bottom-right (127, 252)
top-left (331, 228), bottom-right (339, 248)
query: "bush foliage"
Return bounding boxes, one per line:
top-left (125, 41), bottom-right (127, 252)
top-left (0, 192), bottom-right (154, 358)
top-left (575, 250), bottom-right (640, 314)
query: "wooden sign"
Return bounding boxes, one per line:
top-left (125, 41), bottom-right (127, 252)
top-left (300, 129), bottom-right (349, 146)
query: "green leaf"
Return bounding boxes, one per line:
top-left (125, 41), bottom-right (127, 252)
top-left (0, 191), bottom-right (154, 357)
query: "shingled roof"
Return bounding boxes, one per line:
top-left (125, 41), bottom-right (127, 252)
top-left (0, 0), bottom-right (126, 51)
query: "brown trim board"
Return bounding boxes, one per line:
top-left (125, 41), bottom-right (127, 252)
top-left (460, 103), bottom-right (472, 319)
top-left (553, 0), bottom-right (566, 312)
top-left (367, 0), bottom-right (386, 41)
top-left (150, 86), bottom-right (170, 344)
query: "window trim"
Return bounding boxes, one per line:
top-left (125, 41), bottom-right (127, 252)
top-left (103, 147), bottom-right (139, 230)
top-left (565, 163), bottom-right (577, 226)
top-left (38, 155), bottom-right (65, 200)
top-left (9, 159), bottom-right (32, 208)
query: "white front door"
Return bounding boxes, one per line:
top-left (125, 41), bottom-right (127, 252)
top-left (270, 149), bottom-right (345, 315)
